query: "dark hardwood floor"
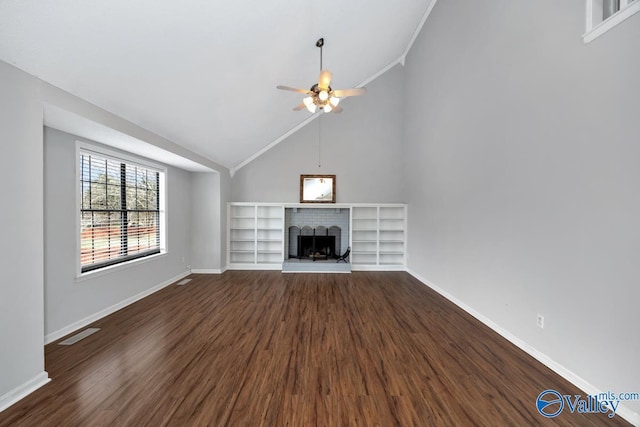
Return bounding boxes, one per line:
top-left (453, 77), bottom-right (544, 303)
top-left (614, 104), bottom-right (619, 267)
top-left (0, 271), bottom-right (631, 426)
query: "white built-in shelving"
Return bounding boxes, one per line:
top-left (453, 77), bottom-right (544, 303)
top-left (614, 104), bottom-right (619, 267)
top-left (228, 202), bottom-right (406, 271)
top-left (351, 204), bottom-right (407, 270)
top-left (228, 203), bottom-right (284, 269)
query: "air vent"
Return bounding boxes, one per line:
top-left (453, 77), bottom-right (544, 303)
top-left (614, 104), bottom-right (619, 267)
top-left (58, 328), bottom-right (100, 345)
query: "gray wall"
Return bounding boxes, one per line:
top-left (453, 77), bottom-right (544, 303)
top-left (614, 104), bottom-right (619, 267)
top-left (0, 59), bottom-right (230, 407)
top-left (231, 64), bottom-right (406, 203)
top-left (404, 0), bottom-right (640, 415)
top-left (0, 58), bottom-right (46, 406)
top-left (190, 172), bottom-right (224, 271)
top-left (43, 128), bottom-right (194, 337)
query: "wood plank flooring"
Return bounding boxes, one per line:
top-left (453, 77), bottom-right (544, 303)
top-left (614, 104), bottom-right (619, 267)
top-left (0, 271), bottom-right (631, 426)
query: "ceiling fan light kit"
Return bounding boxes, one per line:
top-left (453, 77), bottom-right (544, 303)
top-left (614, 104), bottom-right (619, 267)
top-left (303, 96), bottom-right (316, 113)
top-left (277, 38), bottom-right (366, 114)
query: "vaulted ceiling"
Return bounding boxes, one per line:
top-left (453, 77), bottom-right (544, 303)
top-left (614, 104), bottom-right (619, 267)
top-left (0, 0), bottom-right (434, 171)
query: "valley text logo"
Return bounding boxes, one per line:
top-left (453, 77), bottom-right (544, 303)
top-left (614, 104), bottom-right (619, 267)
top-left (536, 389), bottom-right (639, 419)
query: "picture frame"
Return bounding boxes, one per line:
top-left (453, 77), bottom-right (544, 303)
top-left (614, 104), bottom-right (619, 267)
top-left (300, 174), bottom-right (336, 203)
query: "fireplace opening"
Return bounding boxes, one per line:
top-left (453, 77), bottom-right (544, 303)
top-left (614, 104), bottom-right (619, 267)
top-left (289, 226), bottom-right (341, 261)
top-left (299, 235), bottom-right (335, 260)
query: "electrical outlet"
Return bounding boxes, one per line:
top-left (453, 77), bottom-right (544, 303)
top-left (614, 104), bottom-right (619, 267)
top-left (186, 265), bottom-right (191, 271)
top-left (537, 314), bottom-right (544, 329)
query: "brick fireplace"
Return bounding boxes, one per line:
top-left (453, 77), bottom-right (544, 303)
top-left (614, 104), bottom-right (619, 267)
top-left (285, 207), bottom-right (349, 260)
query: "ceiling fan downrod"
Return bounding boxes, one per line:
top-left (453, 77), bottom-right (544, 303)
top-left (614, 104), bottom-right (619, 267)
top-left (316, 38), bottom-right (324, 70)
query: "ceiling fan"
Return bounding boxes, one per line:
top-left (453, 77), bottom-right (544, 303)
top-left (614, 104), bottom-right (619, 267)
top-left (277, 38), bottom-right (366, 114)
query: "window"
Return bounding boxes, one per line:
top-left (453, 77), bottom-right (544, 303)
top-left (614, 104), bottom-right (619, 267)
top-left (584, 0), bottom-right (640, 43)
top-left (79, 148), bottom-right (164, 273)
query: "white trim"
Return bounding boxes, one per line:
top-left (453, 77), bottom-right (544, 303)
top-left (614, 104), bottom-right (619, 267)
top-left (230, 49), bottom-right (418, 175)
top-left (75, 141), bottom-right (82, 276)
top-left (400, 0), bottom-right (439, 64)
top-left (586, 0), bottom-right (594, 33)
top-left (230, 114), bottom-right (320, 176)
top-left (230, 202), bottom-right (407, 209)
top-left (77, 140), bottom-right (167, 172)
top-left (584, 0), bottom-right (640, 43)
top-left (46, 270), bottom-right (191, 344)
top-left (355, 57), bottom-right (403, 88)
top-left (226, 264), bottom-right (282, 271)
top-left (406, 269), bottom-right (640, 426)
top-left (0, 372), bottom-right (50, 413)
top-left (282, 270), bottom-right (351, 274)
top-left (228, 2), bottom-right (442, 175)
top-left (75, 252), bottom-right (167, 282)
top-left (352, 265), bottom-right (406, 272)
top-left (190, 269), bottom-right (224, 274)
top-left (75, 140), bottom-right (168, 277)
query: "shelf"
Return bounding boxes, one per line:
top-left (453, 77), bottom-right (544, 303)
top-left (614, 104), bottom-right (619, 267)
top-left (229, 203), bottom-right (285, 267)
top-left (230, 203), bottom-right (406, 270)
top-left (351, 204), bottom-right (406, 268)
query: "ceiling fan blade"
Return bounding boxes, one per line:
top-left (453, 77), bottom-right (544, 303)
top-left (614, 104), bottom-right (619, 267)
top-left (293, 103), bottom-right (306, 111)
top-left (332, 87), bottom-right (367, 97)
top-left (277, 85), bottom-right (310, 94)
top-left (331, 105), bottom-right (344, 114)
top-left (318, 70), bottom-right (332, 90)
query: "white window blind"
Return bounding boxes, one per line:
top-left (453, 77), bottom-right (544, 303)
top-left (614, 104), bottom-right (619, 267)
top-left (80, 150), bottom-right (162, 272)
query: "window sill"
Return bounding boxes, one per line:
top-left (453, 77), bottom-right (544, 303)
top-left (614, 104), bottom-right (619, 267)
top-left (76, 252), bottom-right (167, 282)
top-left (584, 1), bottom-right (640, 43)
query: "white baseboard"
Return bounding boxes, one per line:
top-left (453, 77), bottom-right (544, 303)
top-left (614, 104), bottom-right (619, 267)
top-left (45, 271), bottom-right (191, 344)
top-left (226, 264), bottom-right (282, 271)
top-left (281, 270), bottom-right (351, 274)
top-left (406, 269), bottom-right (640, 426)
top-left (190, 268), bottom-right (224, 274)
top-left (0, 371), bottom-right (50, 413)
top-left (351, 265), bottom-right (407, 272)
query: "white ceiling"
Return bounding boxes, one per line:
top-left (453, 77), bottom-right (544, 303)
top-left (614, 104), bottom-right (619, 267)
top-left (0, 0), bottom-right (433, 170)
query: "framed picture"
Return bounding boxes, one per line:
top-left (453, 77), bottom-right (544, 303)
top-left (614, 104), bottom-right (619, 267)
top-left (300, 174), bottom-right (336, 203)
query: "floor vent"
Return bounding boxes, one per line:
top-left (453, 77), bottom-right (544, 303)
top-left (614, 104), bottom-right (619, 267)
top-left (177, 278), bottom-right (192, 286)
top-left (58, 328), bottom-right (100, 345)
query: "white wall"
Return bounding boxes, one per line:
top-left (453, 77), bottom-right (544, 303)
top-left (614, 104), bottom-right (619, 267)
top-left (404, 0), bottom-right (640, 417)
top-left (231, 64), bottom-right (406, 203)
top-left (0, 57), bottom-right (47, 409)
top-left (43, 128), bottom-right (194, 338)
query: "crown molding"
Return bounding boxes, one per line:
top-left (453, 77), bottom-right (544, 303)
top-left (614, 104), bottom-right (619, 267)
top-left (231, 0), bottom-right (439, 176)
